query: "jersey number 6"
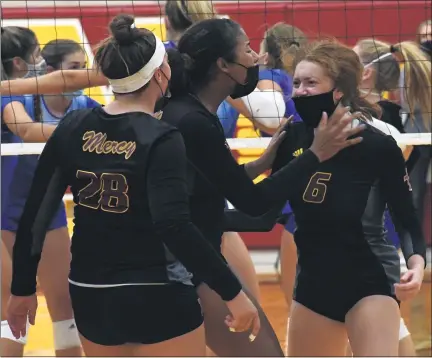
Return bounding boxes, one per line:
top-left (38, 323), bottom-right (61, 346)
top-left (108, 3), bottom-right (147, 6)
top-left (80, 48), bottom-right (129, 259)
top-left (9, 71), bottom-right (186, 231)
top-left (303, 172), bottom-right (332, 204)
top-left (76, 170), bottom-right (129, 214)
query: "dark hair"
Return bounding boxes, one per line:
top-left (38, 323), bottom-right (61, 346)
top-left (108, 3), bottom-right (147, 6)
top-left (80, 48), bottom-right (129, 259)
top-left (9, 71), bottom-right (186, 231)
top-left (1, 26), bottom-right (42, 122)
top-left (168, 18), bottom-right (243, 96)
top-left (1, 26), bottom-right (38, 78)
top-left (94, 14), bottom-right (158, 93)
top-left (165, 0), bottom-right (216, 33)
top-left (41, 39), bottom-right (84, 69)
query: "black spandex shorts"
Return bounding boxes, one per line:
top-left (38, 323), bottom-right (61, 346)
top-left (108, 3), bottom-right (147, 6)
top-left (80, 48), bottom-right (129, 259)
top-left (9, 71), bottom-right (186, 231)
top-left (294, 271), bottom-right (399, 323)
top-left (69, 283), bottom-right (203, 346)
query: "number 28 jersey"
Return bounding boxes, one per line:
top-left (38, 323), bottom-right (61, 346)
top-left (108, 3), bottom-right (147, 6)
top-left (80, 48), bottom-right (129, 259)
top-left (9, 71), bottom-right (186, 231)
top-left (271, 121), bottom-right (426, 266)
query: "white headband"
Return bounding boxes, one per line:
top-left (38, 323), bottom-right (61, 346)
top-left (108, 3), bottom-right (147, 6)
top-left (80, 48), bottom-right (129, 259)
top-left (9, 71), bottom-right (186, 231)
top-left (109, 36), bottom-right (166, 94)
top-left (364, 52), bottom-right (394, 68)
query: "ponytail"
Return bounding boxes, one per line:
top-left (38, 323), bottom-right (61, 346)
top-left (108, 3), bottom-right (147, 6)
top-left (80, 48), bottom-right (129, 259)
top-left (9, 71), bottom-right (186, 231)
top-left (166, 47), bottom-right (192, 97)
top-left (350, 92), bottom-right (382, 120)
top-left (393, 41), bottom-right (431, 130)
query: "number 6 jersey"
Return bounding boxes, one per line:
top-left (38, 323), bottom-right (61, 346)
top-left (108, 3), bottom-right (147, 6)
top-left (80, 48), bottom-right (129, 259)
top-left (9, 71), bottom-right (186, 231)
top-left (11, 107), bottom-right (243, 301)
top-left (272, 121), bottom-right (426, 275)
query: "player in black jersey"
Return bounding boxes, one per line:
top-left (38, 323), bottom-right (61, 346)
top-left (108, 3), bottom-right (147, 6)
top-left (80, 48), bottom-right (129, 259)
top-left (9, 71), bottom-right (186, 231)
top-left (161, 18), bottom-right (365, 357)
top-left (273, 40), bottom-right (426, 357)
top-left (353, 40), bottom-right (432, 355)
top-left (6, 14), bottom-right (262, 357)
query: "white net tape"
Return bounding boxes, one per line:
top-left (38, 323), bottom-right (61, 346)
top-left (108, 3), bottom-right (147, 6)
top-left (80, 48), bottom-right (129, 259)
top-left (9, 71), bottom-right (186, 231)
top-left (1, 133), bottom-right (431, 156)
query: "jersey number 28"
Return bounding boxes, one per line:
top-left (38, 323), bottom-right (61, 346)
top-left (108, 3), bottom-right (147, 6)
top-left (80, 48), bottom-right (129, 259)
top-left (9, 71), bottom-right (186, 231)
top-left (76, 170), bottom-right (129, 213)
top-left (302, 172), bottom-right (332, 204)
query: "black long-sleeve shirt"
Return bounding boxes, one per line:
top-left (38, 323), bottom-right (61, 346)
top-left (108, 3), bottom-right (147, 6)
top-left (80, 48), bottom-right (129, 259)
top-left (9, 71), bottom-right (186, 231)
top-left (161, 94), bottom-right (320, 249)
top-left (223, 121), bottom-right (426, 266)
top-left (11, 107), bottom-right (242, 301)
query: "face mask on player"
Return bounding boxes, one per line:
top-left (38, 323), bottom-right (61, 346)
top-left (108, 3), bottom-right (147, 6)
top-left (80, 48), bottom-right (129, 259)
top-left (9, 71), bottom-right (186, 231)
top-left (154, 69), bottom-right (171, 114)
top-left (292, 89), bottom-right (341, 128)
top-left (24, 59), bottom-right (47, 78)
top-left (227, 63), bottom-right (259, 99)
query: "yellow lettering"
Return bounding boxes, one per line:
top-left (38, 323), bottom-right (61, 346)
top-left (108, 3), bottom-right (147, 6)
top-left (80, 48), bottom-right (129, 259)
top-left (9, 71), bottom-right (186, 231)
top-left (124, 142), bottom-right (137, 160)
top-left (103, 141), bottom-right (113, 153)
top-left (82, 131), bottom-right (136, 160)
top-left (116, 142), bottom-right (128, 153)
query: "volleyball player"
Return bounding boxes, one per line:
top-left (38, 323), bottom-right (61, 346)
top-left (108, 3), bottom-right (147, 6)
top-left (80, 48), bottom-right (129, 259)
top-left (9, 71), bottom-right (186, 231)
top-left (162, 18), bottom-right (365, 356)
top-left (7, 15), bottom-right (262, 357)
top-left (262, 39), bottom-right (425, 356)
top-left (164, 0), bottom-right (263, 304)
top-left (1, 17), bottom-right (363, 357)
top-left (1, 28), bottom-right (87, 357)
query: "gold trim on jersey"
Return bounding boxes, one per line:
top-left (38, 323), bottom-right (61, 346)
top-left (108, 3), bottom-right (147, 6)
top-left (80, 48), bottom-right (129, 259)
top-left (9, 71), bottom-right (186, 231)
top-left (293, 148), bottom-right (304, 157)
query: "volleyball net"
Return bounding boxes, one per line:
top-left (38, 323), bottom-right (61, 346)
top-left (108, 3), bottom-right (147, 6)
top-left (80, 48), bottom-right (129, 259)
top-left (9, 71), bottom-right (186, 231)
top-left (1, 1), bottom-right (431, 246)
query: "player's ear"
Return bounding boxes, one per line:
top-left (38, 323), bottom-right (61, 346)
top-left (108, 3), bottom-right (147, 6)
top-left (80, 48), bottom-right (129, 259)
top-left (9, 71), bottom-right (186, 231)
top-left (333, 88), bottom-right (344, 102)
top-left (362, 67), bottom-right (373, 82)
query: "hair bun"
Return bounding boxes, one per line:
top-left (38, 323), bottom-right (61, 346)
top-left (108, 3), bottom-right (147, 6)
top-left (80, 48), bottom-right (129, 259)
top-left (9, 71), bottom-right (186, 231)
top-left (109, 14), bottom-right (139, 46)
top-left (181, 53), bottom-right (195, 70)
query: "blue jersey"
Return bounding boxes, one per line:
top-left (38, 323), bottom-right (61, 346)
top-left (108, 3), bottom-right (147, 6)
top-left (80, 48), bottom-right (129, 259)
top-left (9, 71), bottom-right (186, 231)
top-left (217, 101), bottom-right (240, 138)
top-left (2, 95), bottom-right (100, 232)
top-left (163, 40), bottom-right (177, 50)
top-left (1, 96), bottom-right (22, 212)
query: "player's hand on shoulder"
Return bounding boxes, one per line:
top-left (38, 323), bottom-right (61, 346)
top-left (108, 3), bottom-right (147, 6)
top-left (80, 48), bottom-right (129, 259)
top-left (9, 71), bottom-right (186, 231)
top-left (7, 294), bottom-right (38, 340)
top-left (310, 105), bottom-right (365, 162)
top-left (224, 290), bottom-right (260, 342)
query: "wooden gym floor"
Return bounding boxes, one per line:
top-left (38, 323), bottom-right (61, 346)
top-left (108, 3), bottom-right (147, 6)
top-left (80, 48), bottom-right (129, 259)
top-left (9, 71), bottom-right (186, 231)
top-left (21, 219), bottom-right (432, 356)
top-left (24, 274), bottom-right (431, 356)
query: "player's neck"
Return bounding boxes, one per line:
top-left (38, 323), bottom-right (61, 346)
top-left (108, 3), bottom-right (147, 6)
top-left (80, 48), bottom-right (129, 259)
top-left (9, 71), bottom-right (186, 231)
top-left (104, 98), bottom-right (155, 116)
top-left (359, 89), bottom-right (382, 104)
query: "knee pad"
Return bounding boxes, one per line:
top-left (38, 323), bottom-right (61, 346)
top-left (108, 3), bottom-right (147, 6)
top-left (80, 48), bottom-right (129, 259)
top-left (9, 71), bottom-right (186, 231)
top-left (399, 318), bottom-right (410, 341)
top-left (1, 320), bottom-right (28, 345)
top-left (52, 319), bottom-right (81, 350)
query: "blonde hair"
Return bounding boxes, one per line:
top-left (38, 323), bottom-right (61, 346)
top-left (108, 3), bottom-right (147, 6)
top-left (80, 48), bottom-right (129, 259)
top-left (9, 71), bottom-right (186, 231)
top-left (165, 0), bottom-right (217, 33)
top-left (260, 22), bottom-right (307, 75)
top-left (356, 39), bottom-right (431, 130)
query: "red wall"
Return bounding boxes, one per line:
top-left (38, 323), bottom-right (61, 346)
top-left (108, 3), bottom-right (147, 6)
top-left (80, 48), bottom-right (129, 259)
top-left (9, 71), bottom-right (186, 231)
top-left (2, 0), bottom-right (430, 248)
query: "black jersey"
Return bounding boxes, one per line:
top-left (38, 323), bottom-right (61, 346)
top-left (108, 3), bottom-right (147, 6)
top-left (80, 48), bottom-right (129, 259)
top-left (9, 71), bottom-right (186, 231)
top-left (271, 121), bottom-right (426, 268)
top-left (11, 107), bottom-right (242, 301)
top-left (161, 94), bottom-right (321, 250)
top-left (377, 100), bottom-right (420, 171)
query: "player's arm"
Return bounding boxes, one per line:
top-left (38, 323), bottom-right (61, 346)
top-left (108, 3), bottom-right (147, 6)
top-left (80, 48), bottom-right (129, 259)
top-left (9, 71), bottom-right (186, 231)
top-left (178, 113), bottom-right (319, 217)
top-left (11, 123), bottom-right (69, 296)
top-left (3, 100), bottom-right (56, 142)
top-left (379, 136), bottom-right (427, 269)
top-left (0, 68), bottom-right (108, 95)
top-left (147, 130), bottom-right (242, 301)
top-left (222, 133), bottom-right (295, 232)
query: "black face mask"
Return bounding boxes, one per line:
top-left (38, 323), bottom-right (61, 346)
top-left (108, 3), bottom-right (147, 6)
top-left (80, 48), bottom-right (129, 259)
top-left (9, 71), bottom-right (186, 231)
top-left (154, 88), bottom-right (171, 113)
top-left (420, 40), bottom-right (432, 58)
top-left (154, 70), bottom-right (172, 113)
top-left (292, 89), bottom-right (339, 128)
top-left (229, 64), bottom-right (259, 99)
